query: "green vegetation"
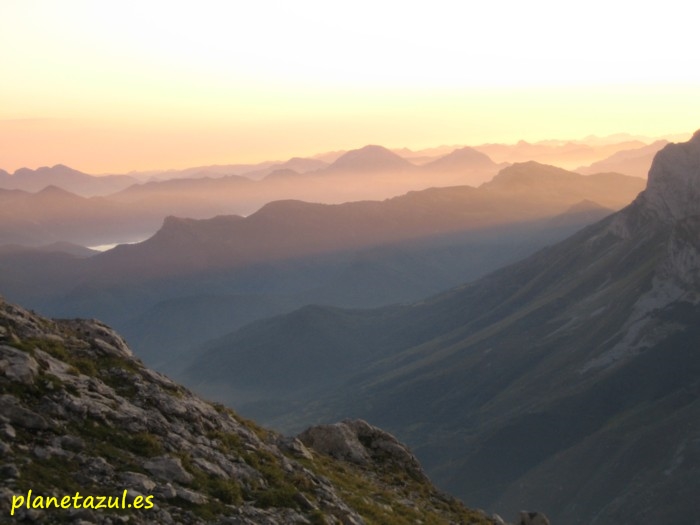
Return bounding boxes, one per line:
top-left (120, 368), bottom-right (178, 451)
top-left (301, 453), bottom-right (493, 525)
top-left (72, 421), bottom-right (162, 467)
top-left (16, 455), bottom-right (83, 495)
top-left (176, 452), bottom-right (244, 518)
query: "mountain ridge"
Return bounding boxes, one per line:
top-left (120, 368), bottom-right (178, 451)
top-left (324, 145), bottom-right (417, 174)
top-left (91, 164), bottom-right (644, 279)
top-left (184, 132), bottom-right (700, 524)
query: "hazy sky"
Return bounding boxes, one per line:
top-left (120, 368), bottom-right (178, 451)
top-left (2, 0), bottom-right (699, 173)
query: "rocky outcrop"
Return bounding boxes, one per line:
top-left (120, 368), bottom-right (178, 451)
top-left (298, 419), bottom-right (428, 482)
top-left (0, 296), bottom-right (496, 524)
top-left (640, 130), bottom-right (700, 222)
top-left (584, 131), bottom-right (700, 371)
top-left (516, 511), bottom-right (551, 525)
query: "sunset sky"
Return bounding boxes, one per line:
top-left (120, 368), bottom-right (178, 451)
top-left (2, 0), bottom-right (699, 173)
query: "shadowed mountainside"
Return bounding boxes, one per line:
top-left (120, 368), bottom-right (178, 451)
top-left (185, 132), bottom-right (700, 524)
top-left (94, 161), bottom-right (643, 279)
top-left (0, 162), bottom-right (637, 373)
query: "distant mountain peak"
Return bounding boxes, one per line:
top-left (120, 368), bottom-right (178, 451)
top-left (640, 130), bottom-right (700, 222)
top-left (34, 184), bottom-right (80, 198)
top-left (327, 145), bottom-right (414, 173)
top-left (426, 146), bottom-right (496, 168)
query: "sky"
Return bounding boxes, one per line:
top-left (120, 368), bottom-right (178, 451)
top-left (1, 0), bottom-right (699, 173)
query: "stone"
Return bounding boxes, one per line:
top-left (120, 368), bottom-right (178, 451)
top-left (2, 423), bottom-right (16, 439)
top-left (143, 456), bottom-right (193, 484)
top-left (192, 456), bottom-right (228, 478)
top-left (299, 419), bottom-right (427, 481)
top-left (0, 395), bottom-right (49, 430)
top-left (119, 472), bottom-right (157, 493)
top-left (57, 434), bottom-right (85, 451)
top-left (298, 421), bottom-right (370, 465)
top-left (154, 483), bottom-right (177, 500)
top-left (493, 513), bottom-right (507, 525)
top-left (278, 437), bottom-right (314, 461)
top-left (0, 345), bottom-right (39, 385)
top-left (174, 487), bottom-right (207, 505)
top-left (517, 510), bottom-right (551, 525)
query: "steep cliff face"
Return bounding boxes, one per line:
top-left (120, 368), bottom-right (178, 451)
top-left (0, 297), bottom-right (495, 524)
top-left (641, 130), bottom-right (700, 223)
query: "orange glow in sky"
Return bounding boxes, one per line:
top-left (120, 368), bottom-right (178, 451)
top-left (2, 0), bottom-right (699, 173)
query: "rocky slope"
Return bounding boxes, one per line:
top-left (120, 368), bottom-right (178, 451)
top-left (0, 296), bottom-right (501, 524)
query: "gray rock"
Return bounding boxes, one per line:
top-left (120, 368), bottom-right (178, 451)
top-left (2, 423), bottom-right (16, 439)
top-left (298, 422), bottom-right (370, 465)
top-left (517, 511), bottom-right (551, 525)
top-left (119, 471), bottom-right (157, 493)
top-left (278, 436), bottom-right (314, 460)
top-left (174, 486), bottom-right (207, 505)
top-left (299, 419), bottom-right (427, 481)
top-left (143, 456), bottom-right (193, 484)
top-left (0, 395), bottom-right (49, 430)
top-left (33, 445), bottom-right (69, 460)
top-left (0, 345), bottom-right (39, 385)
top-left (56, 434), bottom-right (84, 451)
top-left (154, 483), bottom-right (178, 500)
top-left (192, 456), bottom-right (228, 478)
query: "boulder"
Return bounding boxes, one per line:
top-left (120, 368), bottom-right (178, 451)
top-left (0, 345), bottom-right (39, 385)
top-left (298, 419), bottom-right (427, 481)
top-left (517, 511), bottom-right (551, 525)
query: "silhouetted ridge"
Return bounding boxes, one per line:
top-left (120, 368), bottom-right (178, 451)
top-left (425, 146), bottom-right (497, 169)
top-left (328, 145), bottom-right (415, 172)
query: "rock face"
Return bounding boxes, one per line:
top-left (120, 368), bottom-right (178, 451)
top-left (641, 130), bottom-right (700, 222)
top-left (0, 296), bottom-right (495, 524)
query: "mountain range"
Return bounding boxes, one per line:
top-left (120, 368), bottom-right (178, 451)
top-left (576, 140), bottom-right (669, 179)
top-left (472, 139), bottom-right (648, 169)
top-left (0, 162), bottom-right (643, 376)
top-left (1, 136), bottom-right (660, 248)
top-left (0, 145), bottom-right (504, 247)
top-left (96, 161), bottom-right (641, 278)
top-left (0, 165), bottom-right (138, 196)
top-left (183, 131), bottom-right (700, 524)
top-left (1, 132), bottom-right (694, 524)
